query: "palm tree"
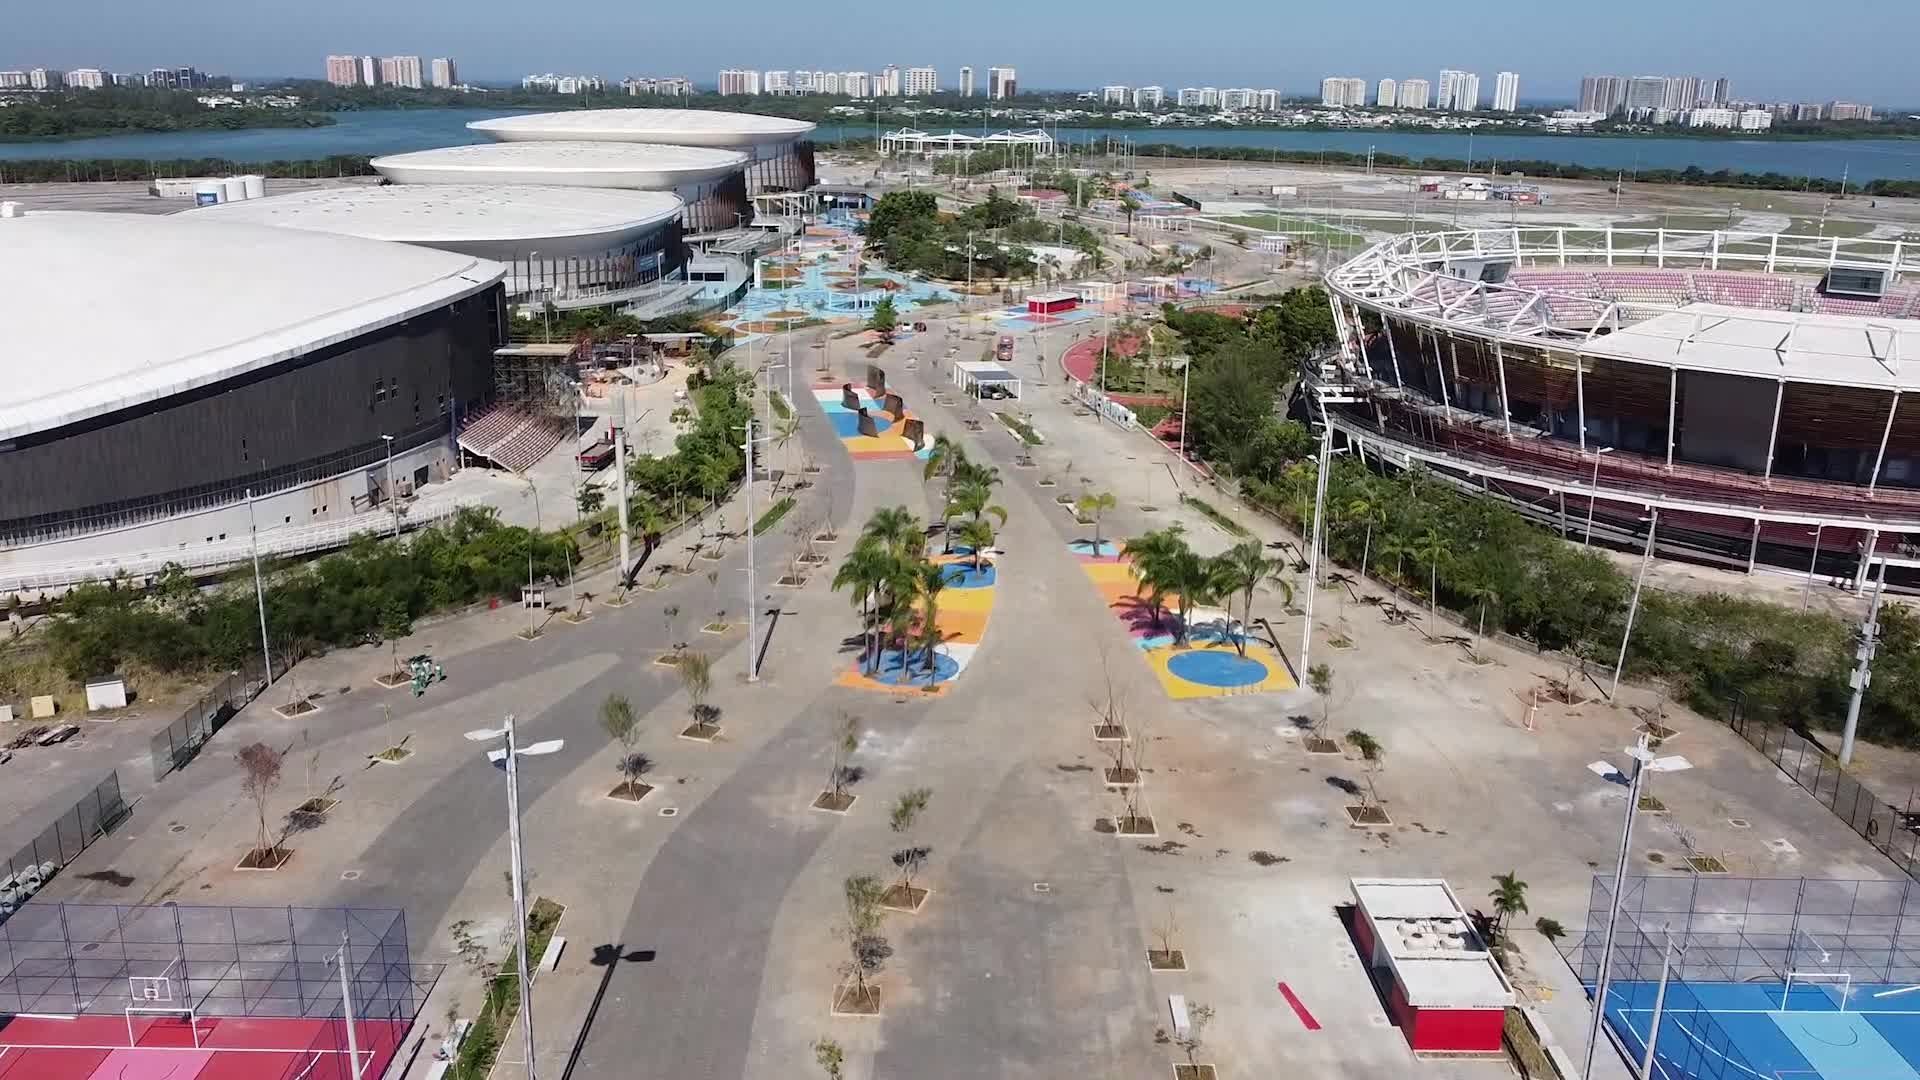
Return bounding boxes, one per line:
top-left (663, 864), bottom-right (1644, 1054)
top-left (914, 561), bottom-right (950, 680)
top-left (955, 518), bottom-right (996, 572)
top-left (1489, 872), bottom-right (1529, 935)
top-left (1077, 491), bottom-right (1118, 553)
top-left (1122, 526), bottom-right (1186, 631)
top-left (1208, 540), bottom-right (1292, 658)
top-left (952, 479), bottom-right (1008, 531)
top-left (773, 414), bottom-right (803, 491)
top-left (862, 505), bottom-right (925, 561)
top-left (833, 537), bottom-right (894, 673)
top-left (1345, 488), bottom-right (1386, 582)
top-left (1414, 526), bottom-right (1450, 639)
top-left (923, 434), bottom-right (970, 488)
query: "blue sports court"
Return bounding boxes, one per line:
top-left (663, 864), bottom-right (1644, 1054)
top-left (1603, 977), bottom-right (1920, 1080)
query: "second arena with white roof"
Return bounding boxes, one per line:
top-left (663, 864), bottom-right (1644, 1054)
top-left (186, 183), bottom-right (687, 305)
top-left (370, 142), bottom-right (751, 232)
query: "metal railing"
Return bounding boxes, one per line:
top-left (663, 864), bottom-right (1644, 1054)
top-left (2, 773), bottom-right (129, 911)
top-left (0, 499), bottom-right (476, 594)
top-left (1723, 701), bottom-right (1920, 883)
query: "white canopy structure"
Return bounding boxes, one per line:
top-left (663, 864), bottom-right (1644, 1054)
top-left (880, 128), bottom-right (1056, 159)
top-left (951, 360), bottom-right (1022, 400)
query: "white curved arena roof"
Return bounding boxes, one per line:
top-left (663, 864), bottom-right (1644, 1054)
top-left (0, 211), bottom-right (503, 441)
top-left (184, 184), bottom-right (684, 258)
top-left (469, 108), bottom-right (816, 149)
top-left (371, 141), bottom-right (749, 191)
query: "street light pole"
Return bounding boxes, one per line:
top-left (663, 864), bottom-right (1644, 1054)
top-left (614, 393), bottom-right (631, 588)
top-left (745, 417), bottom-right (758, 682)
top-left (380, 434), bottom-right (397, 537)
top-left (245, 488), bottom-right (273, 684)
top-left (1583, 446), bottom-right (1613, 545)
top-left (1300, 426), bottom-right (1333, 671)
top-left (1840, 554), bottom-right (1889, 767)
top-left (1177, 355), bottom-right (1191, 463)
top-left (1609, 509), bottom-right (1658, 698)
top-left (463, 718), bottom-right (564, 1080)
top-left (333, 930), bottom-right (363, 1079)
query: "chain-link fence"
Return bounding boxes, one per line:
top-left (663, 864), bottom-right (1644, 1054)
top-left (2, 772), bottom-right (128, 900)
top-left (149, 661), bottom-right (267, 783)
top-left (1723, 699), bottom-right (1920, 882)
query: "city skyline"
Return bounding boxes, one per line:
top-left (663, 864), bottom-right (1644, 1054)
top-left (5, 0), bottom-right (1917, 103)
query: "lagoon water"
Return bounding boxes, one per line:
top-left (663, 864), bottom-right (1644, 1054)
top-left (2, 108), bottom-right (1917, 185)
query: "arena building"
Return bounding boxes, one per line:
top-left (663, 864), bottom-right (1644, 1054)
top-left (184, 184), bottom-right (686, 308)
top-left (1316, 225), bottom-right (1920, 579)
top-left (369, 142), bottom-right (752, 233)
top-left (0, 210), bottom-right (505, 580)
top-left (466, 108), bottom-right (817, 195)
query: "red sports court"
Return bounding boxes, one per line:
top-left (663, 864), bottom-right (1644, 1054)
top-left (0, 1013), bottom-right (407, 1080)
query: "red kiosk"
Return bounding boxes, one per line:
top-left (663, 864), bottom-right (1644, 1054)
top-left (1349, 877), bottom-right (1515, 1053)
top-left (1026, 291), bottom-right (1080, 316)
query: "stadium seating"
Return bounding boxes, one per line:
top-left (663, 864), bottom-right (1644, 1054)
top-left (458, 407), bottom-right (572, 474)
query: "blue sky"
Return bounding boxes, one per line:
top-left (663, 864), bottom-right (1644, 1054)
top-left (12, 0), bottom-right (1916, 104)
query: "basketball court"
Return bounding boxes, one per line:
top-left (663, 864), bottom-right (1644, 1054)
top-left (1603, 976), bottom-right (1920, 1080)
top-left (0, 902), bottom-right (432, 1080)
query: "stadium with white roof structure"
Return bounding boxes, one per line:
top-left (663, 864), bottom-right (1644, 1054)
top-left (0, 211), bottom-right (506, 591)
top-left (369, 142), bottom-right (752, 233)
top-left (1313, 224), bottom-right (1920, 581)
top-left (184, 184), bottom-right (687, 310)
top-left (466, 108), bottom-right (817, 196)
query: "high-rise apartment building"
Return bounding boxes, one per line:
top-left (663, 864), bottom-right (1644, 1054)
top-left (358, 56), bottom-right (379, 86)
top-left (1133, 86), bottom-right (1163, 108)
top-left (903, 66), bottom-right (938, 95)
top-left (67, 68), bottom-right (107, 90)
top-left (1101, 85), bottom-right (1130, 105)
top-left (717, 68), bottom-right (760, 95)
top-left (1829, 102), bottom-right (1874, 121)
top-left (0, 72), bottom-right (26, 89)
top-left (1376, 78), bottom-right (1397, 108)
top-left (325, 55), bottom-right (361, 86)
top-left (845, 71), bottom-right (871, 97)
top-left (1257, 88), bottom-right (1281, 112)
top-left (1492, 71), bottom-right (1519, 112)
top-left (875, 65), bottom-right (900, 96)
top-left (988, 66), bottom-right (1016, 99)
top-left (430, 58), bottom-right (457, 88)
top-left (763, 70), bottom-right (794, 95)
top-left (28, 68), bottom-right (64, 90)
top-left (1624, 76), bottom-right (1668, 111)
top-left (1221, 88), bottom-right (1259, 111)
top-left (1319, 77), bottom-right (1367, 107)
top-left (957, 66), bottom-right (974, 97)
top-left (1177, 87), bottom-right (1203, 107)
top-left (378, 56), bottom-right (423, 89)
top-left (1397, 79), bottom-right (1431, 110)
top-left (1436, 70), bottom-right (1478, 111)
top-left (1578, 75), bottom-right (1627, 114)
top-left (1710, 77), bottom-right (1731, 106)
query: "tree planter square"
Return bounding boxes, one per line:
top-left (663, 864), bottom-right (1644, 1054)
top-left (369, 747), bottom-right (412, 764)
top-left (274, 700), bottom-right (319, 719)
top-left (776, 575), bottom-right (809, 587)
top-left (1174, 1065), bottom-right (1218, 1080)
top-left (235, 847), bottom-right (293, 871)
top-left (1093, 724), bottom-right (1128, 742)
top-left (1148, 949), bottom-right (1187, 972)
top-left (516, 628), bottom-right (544, 641)
top-left (654, 653), bottom-right (684, 668)
top-left (700, 622), bottom-right (732, 634)
top-left (607, 781), bottom-right (653, 803)
top-left (1345, 805), bottom-right (1392, 827)
top-left (881, 884), bottom-right (929, 912)
top-left (831, 985), bottom-right (883, 1016)
top-left (1105, 767), bottom-right (1141, 787)
top-left (374, 671), bottom-right (412, 689)
top-left (562, 612), bottom-right (594, 625)
top-left (1304, 737), bottom-right (1341, 755)
top-left (1686, 854), bottom-right (1728, 874)
top-left (813, 532), bottom-right (838, 544)
top-left (679, 724), bottom-right (721, 742)
top-left (812, 791), bottom-right (856, 813)
top-left (1637, 794), bottom-right (1668, 814)
top-left (601, 596), bottom-right (631, 608)
top-left (1114, 815), bottom-right (1158, 838)
top-left (294, 796), bottom-right (338, 816)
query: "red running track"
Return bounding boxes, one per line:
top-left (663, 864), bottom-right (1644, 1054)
top-left (0, 1014), bottom-right (410, 1080)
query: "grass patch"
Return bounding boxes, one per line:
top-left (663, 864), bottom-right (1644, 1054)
top-left (753, 496), bottom-right (796, 536)
top-left (453, 897), bottom-right (564, 1080)
top-left (769, 390), bottom-right (792, 420)
top-left (1179, 493), bottom-right (1251, 537)
top-left (1132, 403), bottom-right (1173, 428)
top-left (995, 412), bottom-right (1043, 445)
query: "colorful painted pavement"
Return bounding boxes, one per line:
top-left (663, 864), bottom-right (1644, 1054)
top-left (837, 551), bottom-right (997, 695)
top-left (811, 382), bottom-right (930, 462)
top-left (1070, 539), bottom-right (1295, 699)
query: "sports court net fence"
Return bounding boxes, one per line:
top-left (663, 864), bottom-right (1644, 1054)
top-left (2, 773), bottom-right (129, 905)
top-left (0, 901), bottom-right (436, 1026)
top-left (1559, 875), bottom-right (1920, 1080)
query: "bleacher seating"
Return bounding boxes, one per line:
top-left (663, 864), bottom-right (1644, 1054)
top-left (459, 407), bottom-right (572, 474)
top-left (1689, 271), bottom-right (1797, 311)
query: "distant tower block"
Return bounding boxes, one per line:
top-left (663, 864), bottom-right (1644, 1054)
top-left (882, 392), bottom-right (907, 421)
top-left (856, 408), bottom-right (879, 438)
top-left (903, 417), bottom-right (926, 450)
top-left (842, 383), bottom-right (860, 411)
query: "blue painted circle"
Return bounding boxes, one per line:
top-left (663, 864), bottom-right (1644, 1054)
top-left (940, 561), bottom-right (996, 588)
top-left (866, 648), bottom-right (960, 686)
top-left (1166, 649), bottom-right (1268, 688)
